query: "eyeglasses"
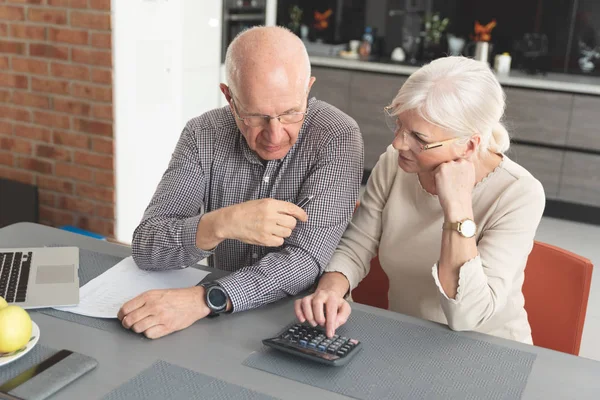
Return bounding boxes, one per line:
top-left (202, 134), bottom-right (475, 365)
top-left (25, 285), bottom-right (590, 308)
top-left (230, 92), bottom-right (308, 128)
top-left (383, 106), bottom-right (464, 153)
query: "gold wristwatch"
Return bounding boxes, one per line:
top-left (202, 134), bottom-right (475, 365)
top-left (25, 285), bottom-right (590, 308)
top-left (443, 218), bottom-right (477, 238)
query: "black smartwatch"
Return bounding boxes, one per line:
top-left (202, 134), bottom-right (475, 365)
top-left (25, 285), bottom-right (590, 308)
top-left (200, 282), bottom-right (229, 316)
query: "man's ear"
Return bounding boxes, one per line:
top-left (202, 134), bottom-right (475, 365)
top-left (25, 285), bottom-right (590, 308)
top-left (220, 84), bottom-right (232, 103)
top-left (307, 76), bottom-right (316, 92)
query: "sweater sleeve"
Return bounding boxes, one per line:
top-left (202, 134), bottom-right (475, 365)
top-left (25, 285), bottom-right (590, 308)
top-left (324, 145), bottom-right (398, 290)
top-left (430, 176), bottom-right (545, 331)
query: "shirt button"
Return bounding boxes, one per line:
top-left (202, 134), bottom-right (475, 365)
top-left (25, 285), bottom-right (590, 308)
top-left (252, 253), bottom-right (258, 259)
top-left (263, 176), bottom-right (270, 183)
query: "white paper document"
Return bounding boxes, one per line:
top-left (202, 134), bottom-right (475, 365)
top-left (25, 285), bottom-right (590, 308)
top-left (54, 256), bottom-right (210, 318)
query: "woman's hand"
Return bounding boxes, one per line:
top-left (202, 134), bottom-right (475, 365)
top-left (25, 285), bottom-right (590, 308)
top-left (294, 289), bottom-right (352, 338)
top-left (434, 158), bottom-right (476, 221)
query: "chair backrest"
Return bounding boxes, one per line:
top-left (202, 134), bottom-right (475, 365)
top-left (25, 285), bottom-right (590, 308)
top-left (523, 241), bottom-right (593, 355)
top-left (352, 241), bottom-right (593, 356)
top-left (350, 201), bottom-right (389, 309)
top-left (351, 255), bottom-right (389, 310)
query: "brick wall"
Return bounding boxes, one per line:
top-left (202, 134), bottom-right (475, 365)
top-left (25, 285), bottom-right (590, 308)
top-left (0, 0), bottom-right (114, 238)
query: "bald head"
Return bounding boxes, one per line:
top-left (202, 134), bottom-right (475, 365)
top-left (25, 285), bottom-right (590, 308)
top-left (224, 26), bottom-right (311, 100)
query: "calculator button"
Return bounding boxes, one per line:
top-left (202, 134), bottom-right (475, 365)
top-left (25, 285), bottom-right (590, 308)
top-left (336, 350), bottom-right (347, 357)
top-left (341, 337), bottom-right (348, 341)
top-left (308, 342), bottom-right (316, 348)
top-left (299, 340), bottom-right (308, 346)
top-left (349, 339), bottom-right (359, 345)
top-left (317, 345), bottom-right (327, 352)
top-left (327, 347), bottom-right (337, 354)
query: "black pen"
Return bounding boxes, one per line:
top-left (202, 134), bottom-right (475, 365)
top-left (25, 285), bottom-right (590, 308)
top-left (295, 195), bottom-right (314, 209)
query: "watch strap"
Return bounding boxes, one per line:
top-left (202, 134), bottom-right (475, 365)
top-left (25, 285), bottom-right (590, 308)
top-left (442, 221), bottom-right (461, 232)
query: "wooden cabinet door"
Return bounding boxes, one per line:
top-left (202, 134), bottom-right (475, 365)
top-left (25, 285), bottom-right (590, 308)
top-left (309, 66), bottom-right (352, 115)
top-left (350, 71), bottom-right (407, 170)
top-left (567, 95), bottom-right (600, 151)
top-left (507, 144), bottom-right (564, 199)
top-left (558, 152), bottom-right (600, 207)
top-left (504, 87), bottom-right (572, 146)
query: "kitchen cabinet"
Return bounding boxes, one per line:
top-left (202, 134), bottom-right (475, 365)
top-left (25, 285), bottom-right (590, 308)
top-left (508, 144), bottom-right (564, 199)
top-left (310, 67), bottom-right (352, 115)
top-left (504, 87), bottom-right (572, 146)
top-left (558, 152), bottom-right (600, 207)
top-left (567, 94), bottom-right (600, 151)
top-left (349, 71), bottom-right (407, 170)
top-left (310, 64), bottom-right (600, 211)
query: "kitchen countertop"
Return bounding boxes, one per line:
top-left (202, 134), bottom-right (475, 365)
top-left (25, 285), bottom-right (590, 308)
top-left (310, 55), bottom-right (600, 96)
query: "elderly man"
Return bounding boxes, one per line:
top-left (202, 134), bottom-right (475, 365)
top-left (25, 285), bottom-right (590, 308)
top-left (117, 26), bottom-right (364, 338)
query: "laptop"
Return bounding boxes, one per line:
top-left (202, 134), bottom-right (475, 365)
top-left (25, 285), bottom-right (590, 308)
top-left (0, 247), bottom-right (79, 309)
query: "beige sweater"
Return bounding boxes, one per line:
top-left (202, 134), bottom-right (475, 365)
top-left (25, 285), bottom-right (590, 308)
top-left (326, 145), bottom-right (545, 343)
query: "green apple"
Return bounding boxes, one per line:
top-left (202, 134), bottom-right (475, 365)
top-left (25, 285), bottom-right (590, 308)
top-left (0, 305), bottom-right (32, 354)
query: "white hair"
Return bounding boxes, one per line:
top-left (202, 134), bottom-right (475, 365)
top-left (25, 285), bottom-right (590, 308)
top-left (224, 26), bottom-right (311, 95)
top-left (391, 56), bottom-right (510, 154)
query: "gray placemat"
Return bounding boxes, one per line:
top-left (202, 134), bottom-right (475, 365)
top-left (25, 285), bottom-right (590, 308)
top-left (36, 248), bottom-right (133, 335)
top-left (244, 309), bottom-right (536, 400)
top-left (0, 344), bottom-right (57, 384)
top-left (101, 360), bottom-right (278, 400)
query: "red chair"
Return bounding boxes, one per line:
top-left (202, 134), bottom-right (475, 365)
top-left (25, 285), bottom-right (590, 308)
top-left (352, 241), bottom-right (593, 356)
top-left (522, 241), bottom-right (593, 355)
top-left (351, 255), bottom-right (389, 310)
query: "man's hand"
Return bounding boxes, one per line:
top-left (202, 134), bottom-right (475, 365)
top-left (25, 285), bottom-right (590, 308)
top-left (295, 289), bottom-right (351, 338)
top-left (117, 286), bottom-right (210, 339)
top-left (222, 198), bottom-right (308, 247)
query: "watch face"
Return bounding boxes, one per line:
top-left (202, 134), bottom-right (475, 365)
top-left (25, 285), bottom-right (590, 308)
top-left (460, 219), bottom-right (477, 238)
top-left (207, 286), bottom-right (227, 309)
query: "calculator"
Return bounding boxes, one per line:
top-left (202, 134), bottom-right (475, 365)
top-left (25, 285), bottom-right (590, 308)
top-left (262, 322), bottom-right (362, 366)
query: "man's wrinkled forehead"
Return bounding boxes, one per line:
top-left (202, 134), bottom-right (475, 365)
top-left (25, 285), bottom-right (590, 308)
top-left (234, 66), bottom-right (307, 106)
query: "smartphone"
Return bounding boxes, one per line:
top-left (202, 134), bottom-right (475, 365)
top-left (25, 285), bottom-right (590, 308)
top-left (1, 349), bottom-right (98, 400)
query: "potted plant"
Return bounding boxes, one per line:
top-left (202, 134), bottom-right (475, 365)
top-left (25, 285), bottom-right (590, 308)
top-left (422, 13), bottom-right (449, 60)
top-left (287, 5), bottom-right (303, 36)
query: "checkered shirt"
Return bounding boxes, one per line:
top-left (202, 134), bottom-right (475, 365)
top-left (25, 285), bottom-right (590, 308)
top-left (131, 98), bottom-right (364, 312)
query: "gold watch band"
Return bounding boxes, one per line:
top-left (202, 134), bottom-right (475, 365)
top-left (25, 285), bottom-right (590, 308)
top-left (442, 221), bottom-right (460, 231)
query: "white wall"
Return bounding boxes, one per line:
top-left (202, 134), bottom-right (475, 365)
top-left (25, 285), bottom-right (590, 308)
top-left (266, 0), bottom-right (277, 26)
top-left (113, 0), bottom-right (222, 243)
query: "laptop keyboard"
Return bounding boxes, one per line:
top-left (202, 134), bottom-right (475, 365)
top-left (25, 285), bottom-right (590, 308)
top-left (0, 252), bottom-right (32, 303)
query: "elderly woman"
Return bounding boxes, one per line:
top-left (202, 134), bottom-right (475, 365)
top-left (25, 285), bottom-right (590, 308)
top-left (295, 56), bottom-right (545, 343)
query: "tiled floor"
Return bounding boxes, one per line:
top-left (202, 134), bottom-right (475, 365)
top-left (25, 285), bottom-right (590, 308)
top-left (535, 217), bottom-right (600, 361)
